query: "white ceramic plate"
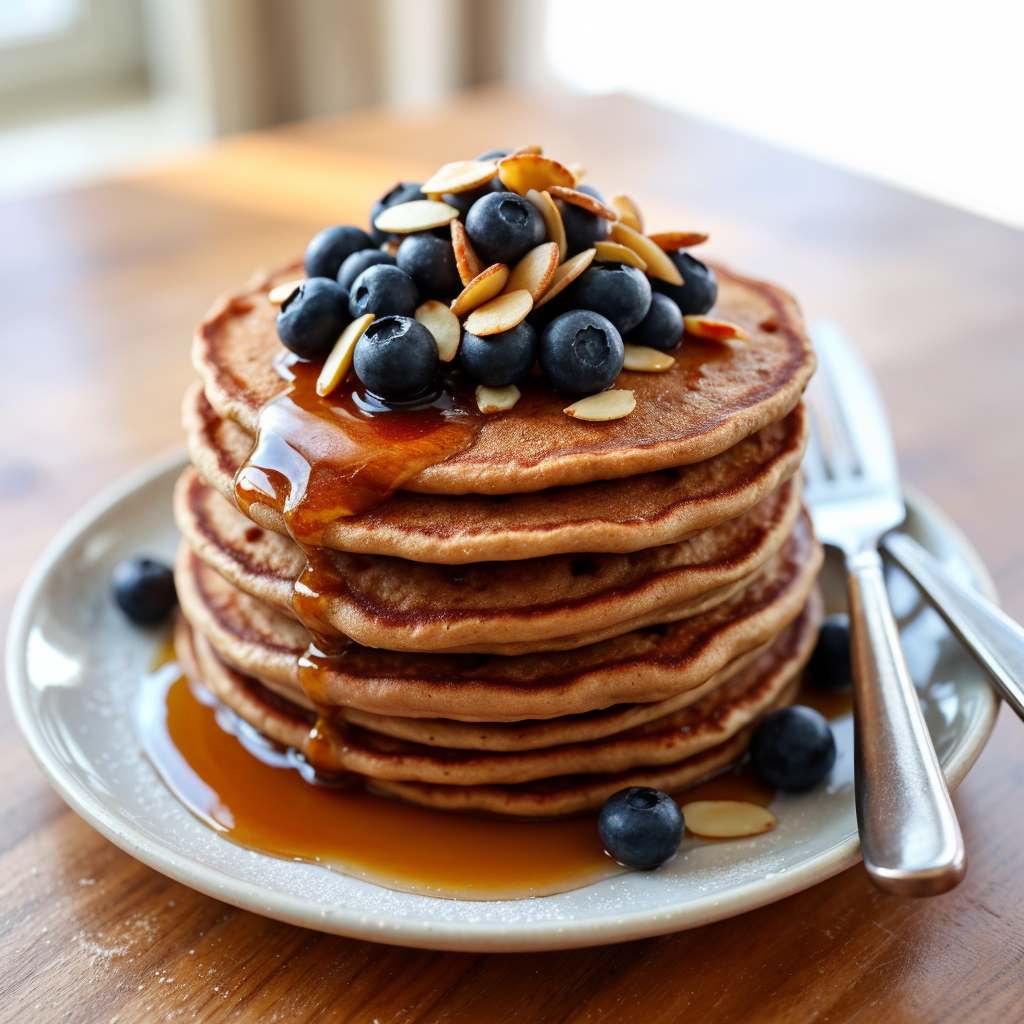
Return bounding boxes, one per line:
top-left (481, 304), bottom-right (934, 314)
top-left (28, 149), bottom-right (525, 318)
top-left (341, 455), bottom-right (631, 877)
top-left (6, 451), bottom-right (999, 952)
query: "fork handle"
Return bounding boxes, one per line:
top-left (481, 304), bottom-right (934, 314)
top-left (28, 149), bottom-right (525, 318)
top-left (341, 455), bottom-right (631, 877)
top-left (883, 531), bottom-right (1024, 720)
top-left (847, 548), bottom-right (967, 896)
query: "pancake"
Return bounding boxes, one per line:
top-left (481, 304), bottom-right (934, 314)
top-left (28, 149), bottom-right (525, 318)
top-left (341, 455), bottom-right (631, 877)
top-left (194, 260), bottom-right (815, 495)
top-left (184, 380), bottom-right (809, 563)
top-left (175, 468), bottom-right (803, 654)
top-left (174, 511), bottom-right (822, 721)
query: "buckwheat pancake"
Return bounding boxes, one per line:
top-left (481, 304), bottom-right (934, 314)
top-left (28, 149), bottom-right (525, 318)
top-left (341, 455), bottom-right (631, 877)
top-left (184, 381), bottom-right (809, 563)
top-left (175, 468), bottom-right (802, 654)
top-left (174, 512), bottom-right (822, 721)
top-left (194, 261), bottom-right (815, 495)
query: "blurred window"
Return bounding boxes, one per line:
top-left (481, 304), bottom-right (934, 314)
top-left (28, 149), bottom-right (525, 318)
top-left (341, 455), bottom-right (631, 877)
top-left (0, 0), bottom-right (82, 46)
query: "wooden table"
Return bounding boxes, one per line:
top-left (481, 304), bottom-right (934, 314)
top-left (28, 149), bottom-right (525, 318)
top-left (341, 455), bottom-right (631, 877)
top-left (3, 87), bottom-right (1024, 1023)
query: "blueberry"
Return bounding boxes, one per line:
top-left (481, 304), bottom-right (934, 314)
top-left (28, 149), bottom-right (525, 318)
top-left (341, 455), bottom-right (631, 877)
top-left (807, 615), bottom-right (853, 691)
top-left (443, 180), bottom-right (504, 219)
top-left (652, 252), bottom-right (718, 316)
top-left (338, 248), bottom-right (396, 292)
top-left (475, 149), bottom-right (510, 160)
top-left (563, 263), bottom-right (652, 333)
top-left (461, 320), bottom-right (537, 387)
top-left (277, 278), bottom-right (352, 358)
top-left (304, 225), bottom-right (374, 280)
top-left (598, 787), bottom-right (684, 870)
top-left (353, 315), bottom-right (437, 401)
top-left (538, 310), bottom-right (624, 395)
top-left (348, 264), bottom-right (419, 320)
top-left (557, 184), bottom-right (609, 257)
top-left (626, 292), bottom-right (684, 351)
top-left (396, 233), bottom-right (461, 300)
top-left (465, 191), bottom-right (545, 267)
top-left (369, 182), bottom-right (424, 245)
top-left (750, 705), bottom-right (836, 791)
top-left (112, 557), bottom-right (177, 625)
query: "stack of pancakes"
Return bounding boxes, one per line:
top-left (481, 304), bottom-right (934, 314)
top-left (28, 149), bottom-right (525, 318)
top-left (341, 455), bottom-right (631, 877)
top-left (173, 259), bottom-right (822, 817)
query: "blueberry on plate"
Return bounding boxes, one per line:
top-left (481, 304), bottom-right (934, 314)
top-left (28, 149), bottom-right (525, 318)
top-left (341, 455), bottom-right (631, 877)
top-left (538, 310), bottom-right (624, 395)
top-left (277, 278), bottom-right (352, 358)
top-left (750, 705), bottom-right (836, 791)
top-left (626, 292), bottom-right (684, 351)
top-left (598, 787), bottom-right (685, 870)
top-left (652, 251), bottom-right (718, 316)
top-left (396, 233), bottom-right (461, 300)
top-left (563, 262), bottom-right (652, 333)
top-left (338, 248), bottom-right (396, 292)
top-left (353, 315), bottom-right (438, 401)
top-left (304, 225), bottom-right (374, 280)
top-left (461, 320), bottom-right (537, 387)
top-left (475, 148), bottom-right (510, 160)
top-left (369, 181), bottom-right (424, 244)
top-left (806, 614), bottom-right (853, 691)
top-left (557, 184), bottom-right (609, 257)
top-left (112, 557), bottom-right (177, 625)
top-left (348, 264), bottom-right (419, 320)
top-left (465, 191), bottom-right (546, 267)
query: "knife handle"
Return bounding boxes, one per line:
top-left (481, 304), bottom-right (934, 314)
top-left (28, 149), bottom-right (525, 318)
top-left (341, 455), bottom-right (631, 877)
top-left (883, 531), bottom-right (1024, 720)
top-left (846, 548), bottom-right (966, 896)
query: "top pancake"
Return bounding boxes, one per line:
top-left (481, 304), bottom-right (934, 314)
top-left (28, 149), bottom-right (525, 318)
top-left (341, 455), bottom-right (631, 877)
top-left (194, 261), bottom-right (815, 495)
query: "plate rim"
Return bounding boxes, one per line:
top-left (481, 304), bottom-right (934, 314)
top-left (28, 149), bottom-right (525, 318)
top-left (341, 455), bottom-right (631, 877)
top-left (4, 452), bottom-right (1001, 952)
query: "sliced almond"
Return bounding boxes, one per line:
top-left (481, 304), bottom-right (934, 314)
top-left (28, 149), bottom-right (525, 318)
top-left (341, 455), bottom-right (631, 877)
top-left (593, 240), bottom-right (647, 272)
top-left (373, 199), bottom-right (459, 234)
top-left (622, 344), bottom-right (675, 372)
top-left (498, 154), bottom-right (575, 197)
top-left (684, 315), bottom-right (750, 341)
top-left (534, 248), bottom-right (596, 307)
top-left (681, 800), bottom-right (776, 839)
top-left (463, 289), bottom-right (533, 336)
top-left (268, 279), bottom-right (304, 305)
top-left (564, 389), bottom-right (636, 422)
top-left (608, 222), bottom-right (683, 285)
top-left (505, 242), bottom-right (559, 301)
top-left (512, 143), bottom-right (543, 156)
top-left (415, 300), bottom-right (461, 362)
top-left (526, 189), bottom-right (567, 264)
top-left (379, 240), bottom-right (400, 258)
top-left (610, 194), bottom-right (643, 233)
top-left (547, 186), bottom-right (619, 221)
top-left (421, 160), bottom-right (498, 196)
top-left (451, 219), bottom-right (485, 285)
top-left (568, 162), bottom-right (586, 184)
top-left (648, 231), bottom-right (709, 251)
top-left (450, 264), bottom-right (510, 318)
top-left (476, 384), bottom-right (521, 413)
top-left (316, 314), bottom-right (374, 397)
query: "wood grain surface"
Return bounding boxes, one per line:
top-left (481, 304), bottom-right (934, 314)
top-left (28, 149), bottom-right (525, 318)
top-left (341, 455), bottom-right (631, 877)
top-left (2, 87), bottom-right (1024, 1024)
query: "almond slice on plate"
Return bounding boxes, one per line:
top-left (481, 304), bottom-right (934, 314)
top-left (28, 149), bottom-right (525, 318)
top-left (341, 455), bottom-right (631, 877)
top-left (593, 240), bottom-right (647, 272)
top-left (421, 160), bottom-right (498, 196)
top-left (608, 222), bottom-right (683, 285)
top-left (534, 248), bottom-right (596, 307)
top-left (564, 389), bottom-right (636, 421)
top-left (526, 189), bottom-right (567, 263)
top-left (505, 242), bottom-right (559, 301)
top-left (316, 314), bottom-right (374, 396)
top-left (463, 289), bottom-right (533, 336)
top-left (610, 194), bottom-right (643, 232)
top-left (684, 315), bottom-right (750, 341)
top-left (476, 383), bottom-right (521, 413)
top-left (511, 143), bottom-right (543, 156)
top-left (547, 186), bottom-right (619, 221)
top-left (450, 264), bottom-right (510, 318)
top-left (268, 279), bottom-right (304, 305)
top-left (622, 344), bottom-right (675, 372)
top-left (451, 219), bottom-right (485, 285)
top-left (648, 231), bottom-right (709, 251)
top-left (498, 154), bottom-right (575, 197)
top-left (415, 300), bottom-right (461, 362)
top-left (681, 800), bottom-right (776, 839)
top-left (373, 199), bottom-right (459, 234)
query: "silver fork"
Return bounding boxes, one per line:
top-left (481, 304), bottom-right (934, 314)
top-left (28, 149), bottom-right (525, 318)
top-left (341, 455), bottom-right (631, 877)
top-left (803, 321), bottom-right (966, 897)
